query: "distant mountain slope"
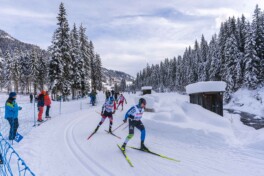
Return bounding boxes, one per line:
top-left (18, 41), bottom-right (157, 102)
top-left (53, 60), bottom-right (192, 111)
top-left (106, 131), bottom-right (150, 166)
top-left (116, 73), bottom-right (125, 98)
top-left (0, 29), bottom-right (43, 54)
top-left (102, 67), bottom-right (134, 84)
top-left (0, 29), bottom-right (134, 83)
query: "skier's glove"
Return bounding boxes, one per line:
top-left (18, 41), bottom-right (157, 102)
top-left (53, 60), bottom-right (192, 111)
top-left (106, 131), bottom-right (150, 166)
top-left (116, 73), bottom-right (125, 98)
top-left (123, 119), bottom-right (127, 123)
top-left (19, 107), bottom-right (22, 110)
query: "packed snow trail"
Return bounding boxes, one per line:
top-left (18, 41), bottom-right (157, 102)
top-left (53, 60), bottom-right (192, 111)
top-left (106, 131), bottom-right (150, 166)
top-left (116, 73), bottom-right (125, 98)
top-left (14, 93), bottom-right (264, 176)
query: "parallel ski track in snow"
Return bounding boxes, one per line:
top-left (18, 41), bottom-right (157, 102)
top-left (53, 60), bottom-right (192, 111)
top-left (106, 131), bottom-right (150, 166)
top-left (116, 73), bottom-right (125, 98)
top-left (64, 112), bottom-right (115, 176)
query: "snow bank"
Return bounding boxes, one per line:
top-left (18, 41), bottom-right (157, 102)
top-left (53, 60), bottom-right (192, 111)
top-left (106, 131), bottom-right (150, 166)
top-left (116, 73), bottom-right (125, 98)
top-left (225, 87), bottom-right (264, 117)
top-left (145, 93), bottom-right (233, 140)
top-left (134, 93), bottom-right (158, 110)
top-left (186, 81), bottom-right (226, 94)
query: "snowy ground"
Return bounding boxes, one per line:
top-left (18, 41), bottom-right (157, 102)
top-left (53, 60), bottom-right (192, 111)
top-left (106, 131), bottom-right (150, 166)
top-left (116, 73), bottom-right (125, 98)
top-left (2, 92), bottom-right (264, 176)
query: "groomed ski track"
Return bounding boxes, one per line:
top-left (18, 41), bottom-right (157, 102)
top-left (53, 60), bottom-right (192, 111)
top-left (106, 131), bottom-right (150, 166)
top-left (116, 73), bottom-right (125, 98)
top-left (15, 93), bottom-right (264, 176)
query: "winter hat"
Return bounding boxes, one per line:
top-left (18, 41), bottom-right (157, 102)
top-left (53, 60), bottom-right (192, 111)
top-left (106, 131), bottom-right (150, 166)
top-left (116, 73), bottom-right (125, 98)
top-left (41, 90), bottom-right (46, 95)
top-left (9, 92), bottom-right (17, 98)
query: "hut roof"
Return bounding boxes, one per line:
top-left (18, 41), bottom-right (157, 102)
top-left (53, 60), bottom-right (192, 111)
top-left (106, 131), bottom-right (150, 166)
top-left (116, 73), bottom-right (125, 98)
top-left (141, 86), bottom-right (152, 90)
top-left (186, 81), bottom-right (226, 94)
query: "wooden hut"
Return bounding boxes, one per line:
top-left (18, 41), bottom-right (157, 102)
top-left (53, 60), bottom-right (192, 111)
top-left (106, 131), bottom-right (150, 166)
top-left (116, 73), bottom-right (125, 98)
top-left (186, 81), bottom-right (226, 116)
top-left (141, 86), bottom-right (152, 95)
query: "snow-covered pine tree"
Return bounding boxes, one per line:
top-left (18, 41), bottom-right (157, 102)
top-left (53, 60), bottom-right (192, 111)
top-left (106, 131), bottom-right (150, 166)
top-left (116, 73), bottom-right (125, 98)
top-left (94, 54), bottom-right (103, 91)
top-left (20, 52), bottom-right (33, 93)
top-left (243, 22), bottom-right (260, 89)
top-left (89, 41), bottom-right (97, 91)
top-left (12, 47), bottom-right (22, 92)
top-left (0, 48), bottom-right (3, 90)
top-left (224, 34), bottom-right (240, 92)
top-left (176, 56), bottom-right (183, 91)
top-left (209, 35), bottom-right (221, 81)
top-left (34, 50), bottom-right (48, 92)
top-left (218, 22), bottom-right (228, 80)
top-left (169, 57), bottom-right (177, 91)
top-left (70, 23), bottom-right (82, 99)
top-left (49, 3), bottom-right (72, 100)
top-left (120, 78), bottom-right (126, 92)
top-left (3, 50), bottom-right (13, 92)
top-left (199, 35), bottom-right (209, 81)
top-left (79, 24), bottom-right (90, 96)
top-left (252, 5), bottom-right (264, 60)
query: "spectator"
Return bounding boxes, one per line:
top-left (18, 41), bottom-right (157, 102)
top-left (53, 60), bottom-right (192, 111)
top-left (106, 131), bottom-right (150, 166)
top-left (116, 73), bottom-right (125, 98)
top-left (30, 93), bottom-right (33, 103)
top-left (37, 91), bottom-right (45, 122)
top-left (0, 153), bottom-right (3, 164)
top-left (44, 91), bottom-right (52, 118)
top-left (90, 90), bottom-right (97, 106)
top-left (5, 92), bottom-right (22, 141)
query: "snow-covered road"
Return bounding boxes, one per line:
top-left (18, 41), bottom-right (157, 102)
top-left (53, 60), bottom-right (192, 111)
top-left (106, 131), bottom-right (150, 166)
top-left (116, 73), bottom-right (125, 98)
top-left (14, 93), bottom-right (264, 176)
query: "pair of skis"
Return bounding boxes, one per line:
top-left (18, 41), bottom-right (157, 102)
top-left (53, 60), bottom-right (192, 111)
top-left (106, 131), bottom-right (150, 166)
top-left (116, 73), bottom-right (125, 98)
top-left (87, 130), bottom-right (121, 140)
top-left (33, 118), bottom-right (50, 127)
top-left (117, 145), bottom-right (180, 167)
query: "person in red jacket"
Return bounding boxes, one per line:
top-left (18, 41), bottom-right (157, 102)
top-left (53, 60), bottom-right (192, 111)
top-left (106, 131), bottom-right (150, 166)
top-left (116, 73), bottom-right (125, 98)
top-left (37, 90), bottom-right (45, 122)
top-left (44, 91), bottom-right (52, 118)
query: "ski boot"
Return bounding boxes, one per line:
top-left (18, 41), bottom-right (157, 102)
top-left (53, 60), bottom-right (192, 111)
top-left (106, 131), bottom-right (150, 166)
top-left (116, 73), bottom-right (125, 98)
top-left (37, 119), bottom-right (43, 122)
top-left (121, 143), bottom-right (126, 151)
top-left (140, 141), bottom-right (149, 151)
top-left (109, 126), bottom-right (112, 133)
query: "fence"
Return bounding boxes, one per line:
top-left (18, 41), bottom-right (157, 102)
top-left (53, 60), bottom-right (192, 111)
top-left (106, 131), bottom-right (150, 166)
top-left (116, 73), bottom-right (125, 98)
top-left (0, 92), bottom-right (103, 176)
top-left (0, 133), bottom-right (35, 176)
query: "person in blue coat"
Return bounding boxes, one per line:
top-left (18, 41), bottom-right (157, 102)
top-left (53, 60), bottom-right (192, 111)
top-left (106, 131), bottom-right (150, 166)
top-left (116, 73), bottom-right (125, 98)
top-left (5, 92), bottom-right (22, 140)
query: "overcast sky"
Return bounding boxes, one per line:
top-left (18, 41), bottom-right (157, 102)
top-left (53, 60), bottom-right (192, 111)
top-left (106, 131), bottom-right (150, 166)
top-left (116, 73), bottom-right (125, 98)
top-left (0, 0), bottom-right (264, 76)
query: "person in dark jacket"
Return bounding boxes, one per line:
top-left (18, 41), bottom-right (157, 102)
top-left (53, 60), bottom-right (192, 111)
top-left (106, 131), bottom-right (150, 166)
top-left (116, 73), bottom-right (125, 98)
top-left (0, 153), bottom-right (3, 164)
top-left (5, 92), bottom-right (22, 140)
top-left (37, 90), bottom-right (45, 122)
top-left (105, 90), bottom-right (111, 100)
top-left (90, 90), bottom-right (97, 106)
top-left (30, 93), bottom-right (33, 103)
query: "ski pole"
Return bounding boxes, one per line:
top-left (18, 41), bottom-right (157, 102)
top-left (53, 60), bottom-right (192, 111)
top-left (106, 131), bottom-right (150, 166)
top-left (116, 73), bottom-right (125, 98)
top-left (95, 111), bottom-right (101, 115)
top-left (122, 124), bottom-right (129, 131)
top-left (112, 122), bottom-right (126, 132)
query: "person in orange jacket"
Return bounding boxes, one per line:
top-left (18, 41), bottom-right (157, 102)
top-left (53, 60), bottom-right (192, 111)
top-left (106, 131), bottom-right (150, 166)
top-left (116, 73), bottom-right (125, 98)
top-left (37, 90), bottom-right (45, 122)
top-left (44, 91), bottom-right (52, 118)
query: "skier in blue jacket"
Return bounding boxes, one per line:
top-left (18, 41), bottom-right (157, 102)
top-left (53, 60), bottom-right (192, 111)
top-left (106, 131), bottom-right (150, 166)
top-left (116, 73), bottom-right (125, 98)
top-left (121, 98), bottom-right (148, 151)
top-left (5, 92), bottom-right (22, 140)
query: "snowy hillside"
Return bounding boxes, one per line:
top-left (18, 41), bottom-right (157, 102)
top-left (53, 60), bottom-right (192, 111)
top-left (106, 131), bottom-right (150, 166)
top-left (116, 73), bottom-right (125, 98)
top-left (5, 92), bottom-right (264, 176)
top-left (225, 87), bottom-right (264, 117)
top-left (101, 67), bottom-right (134, 85)
top-left (0, 29), bottom-right (43, 55)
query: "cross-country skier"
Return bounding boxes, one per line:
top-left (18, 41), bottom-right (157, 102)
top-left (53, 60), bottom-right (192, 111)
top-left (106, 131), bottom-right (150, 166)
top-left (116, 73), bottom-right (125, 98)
top-left (94, 96), bottom-right (116, 133)
top-left (121, 98), bottom-right (148, 151)
top-left (117, 93), bottom-right (127, 111)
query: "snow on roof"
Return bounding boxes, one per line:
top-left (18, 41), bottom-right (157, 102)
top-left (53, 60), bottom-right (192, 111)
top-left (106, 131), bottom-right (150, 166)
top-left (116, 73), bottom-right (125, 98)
top-left (186, 81), bottom-right (226, 94)
top-left (141, 86), bottom-right (152, 90)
